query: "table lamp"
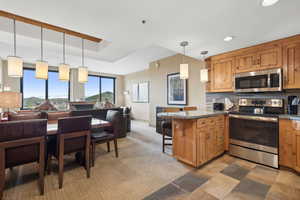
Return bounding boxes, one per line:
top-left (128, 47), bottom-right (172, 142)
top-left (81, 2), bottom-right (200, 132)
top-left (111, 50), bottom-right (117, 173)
top-left (0, 91), bottom-right (22, 120)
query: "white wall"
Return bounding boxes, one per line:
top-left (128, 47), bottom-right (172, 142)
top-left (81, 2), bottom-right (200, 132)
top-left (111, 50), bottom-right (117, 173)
top-left (124, 54), bottom-right (207, 126)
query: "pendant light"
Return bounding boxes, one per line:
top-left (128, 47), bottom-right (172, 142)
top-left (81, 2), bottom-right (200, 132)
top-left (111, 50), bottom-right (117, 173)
top-left (78, 38), bottom-right (88, 83)
top-left (35, 27), bottom-right (48, 79)
top-left (180, 41), bottom-right (189, 80)
top-left (200, 51), bottom-right (208, 83)
top-left (7, 19), bottom-right (23, 78)
top-left (59, 33), bottom-right (70, 81)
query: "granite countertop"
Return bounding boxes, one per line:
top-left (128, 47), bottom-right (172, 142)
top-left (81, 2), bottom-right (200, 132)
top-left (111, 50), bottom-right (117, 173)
top-left (278, 114), bottom-right (300, 121)
top-left (157, 110), bottom-right (228, 119)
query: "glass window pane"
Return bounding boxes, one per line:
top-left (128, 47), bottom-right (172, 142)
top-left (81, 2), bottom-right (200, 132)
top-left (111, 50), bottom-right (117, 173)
top-left (23, 69), bottom-right (46, 109)
top-left (101, 78), bottom-right (114, 103)
top-left (48, 71), bottom-right (69, 110)
top-left (85, 76), bottom-right (100, 102)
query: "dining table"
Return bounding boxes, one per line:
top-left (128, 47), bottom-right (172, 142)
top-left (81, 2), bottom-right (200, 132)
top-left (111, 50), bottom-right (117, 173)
top-left (47, 118), bottom-right (112, 135)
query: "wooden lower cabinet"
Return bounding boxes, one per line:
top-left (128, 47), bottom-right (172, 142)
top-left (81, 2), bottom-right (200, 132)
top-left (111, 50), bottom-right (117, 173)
top-left (173, 115), bottom-right (225, 167)
top-left (279, 119), bottom-right (300, 172)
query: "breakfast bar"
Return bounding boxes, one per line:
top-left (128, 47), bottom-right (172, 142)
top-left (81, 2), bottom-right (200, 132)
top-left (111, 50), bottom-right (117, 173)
top-left (158, 110), bottom-right (228, 167)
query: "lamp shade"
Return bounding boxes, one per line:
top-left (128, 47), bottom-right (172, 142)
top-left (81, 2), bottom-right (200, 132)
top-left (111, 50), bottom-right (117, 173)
top-left (180, 63), bottom-right (189, 79)
top-left (59, 63), bottom-right (70, 81)
top-left (78, 67), bottom-right (88, 83)
top-left (200, 69), bottom-right (208, 82)
top-left (35, 61), bottom-right (48, 79)
top-left (0, 91), bottom-right (21, 109)
top-left (7, 56), bottom-right (23, 77)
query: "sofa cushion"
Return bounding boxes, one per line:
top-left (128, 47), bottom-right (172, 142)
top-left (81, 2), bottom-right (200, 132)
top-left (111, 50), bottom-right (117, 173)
top-left (8, 112), bottom-right (44, 121)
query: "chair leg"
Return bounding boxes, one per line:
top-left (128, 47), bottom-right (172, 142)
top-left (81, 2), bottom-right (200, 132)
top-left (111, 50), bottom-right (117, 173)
top-left (162, 130), bottom-right (165, 153)
top-left (0, 149), bottom-right (5, 200)
top-left (85, 135), bottom-right (90, 178)
top-left (47, 155), bottom-right (52, 175)
top-left (39, 141), bottom-right (45, 195)
top-left (107, 141), bottom-right (110, 152)
top-left (58, 138), bottom-right (64, 189)
top-left (114, 139), bottom-right (118, 158)
top-left (92, 143), bottom-right (96, 167)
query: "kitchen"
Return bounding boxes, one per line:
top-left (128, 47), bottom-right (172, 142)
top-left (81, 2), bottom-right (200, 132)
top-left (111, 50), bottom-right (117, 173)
top-left (158, 34), bottom-right (300, 173)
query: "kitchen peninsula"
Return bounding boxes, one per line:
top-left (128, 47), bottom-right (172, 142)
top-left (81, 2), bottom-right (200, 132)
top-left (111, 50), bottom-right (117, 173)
top-left (158, 110), bottom-right (228, 167)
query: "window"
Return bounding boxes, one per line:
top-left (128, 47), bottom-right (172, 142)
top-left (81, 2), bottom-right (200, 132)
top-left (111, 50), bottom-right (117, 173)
top-left (48, 71), bottom-right (69, 110)
top-left (22, 68), bottom-right (70, 110)
top-left (85, 75), bottom-right (115, 104)
top-left (22, 69), bottom-right (46, 109)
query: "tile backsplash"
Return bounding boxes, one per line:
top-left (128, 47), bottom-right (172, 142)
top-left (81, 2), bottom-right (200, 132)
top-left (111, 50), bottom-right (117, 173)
top-left (206, 90), bottom-right (300, 114)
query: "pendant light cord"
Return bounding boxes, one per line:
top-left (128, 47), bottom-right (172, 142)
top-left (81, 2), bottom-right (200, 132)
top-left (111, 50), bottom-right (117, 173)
top-left (13, 19), bottom-right (16, 56)
top-left (63, 32), bottom-right (66, 64)
top-left (82, 38), bottom-right (85, 66)
top-left (40, 27), bottom-right (43, 61)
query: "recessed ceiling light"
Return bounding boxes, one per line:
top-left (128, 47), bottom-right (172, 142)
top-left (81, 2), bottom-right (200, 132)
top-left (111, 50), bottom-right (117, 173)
top-left (261, 0), bottom-right (279, 7)
top-left (224, 36), bottom-right (234, 42)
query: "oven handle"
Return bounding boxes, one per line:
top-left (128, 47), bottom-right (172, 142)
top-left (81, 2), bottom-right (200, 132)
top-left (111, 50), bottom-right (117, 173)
top-left (229, 114), bottom-right (278, 122)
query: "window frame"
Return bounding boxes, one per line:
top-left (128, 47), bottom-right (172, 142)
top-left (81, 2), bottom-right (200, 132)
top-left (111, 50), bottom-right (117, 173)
top-left (85, 74), bottom-right (116, 104)
top-left (20, 67), bottom-right (70, 110)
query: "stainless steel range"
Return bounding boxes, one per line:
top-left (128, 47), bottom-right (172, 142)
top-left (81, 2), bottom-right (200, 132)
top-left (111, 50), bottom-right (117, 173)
top-left (229, 98), bottom-right (284, 168)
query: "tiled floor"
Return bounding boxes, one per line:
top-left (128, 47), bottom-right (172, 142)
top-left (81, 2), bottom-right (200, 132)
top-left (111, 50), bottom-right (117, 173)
top-left (3, 121), bottom-right (300, 200)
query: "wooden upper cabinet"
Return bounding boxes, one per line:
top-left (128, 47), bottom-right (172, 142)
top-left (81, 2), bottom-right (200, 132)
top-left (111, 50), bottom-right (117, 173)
top-left (283, 42), bottom-right (300, 89)
top-left (256, 45), bottom-right (282, 70)
top-left (211, 57), bottom-right (234, 92)
top-left (235, 52), bottom-right (258, 73)
top-left (235, 44), bottom-right (282, 73)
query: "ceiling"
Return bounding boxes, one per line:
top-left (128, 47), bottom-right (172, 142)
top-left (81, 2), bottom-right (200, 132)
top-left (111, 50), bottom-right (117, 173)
top-left (0, 0), bottom-right (299, 75)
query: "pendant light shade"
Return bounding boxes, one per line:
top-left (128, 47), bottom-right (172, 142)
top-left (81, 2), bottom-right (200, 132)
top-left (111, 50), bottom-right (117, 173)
top-left (78, 38), bottom-right (88, 83)
top-left (36, 27), bottom-right (48, 79)
top-left (180, 41), bottom-right (189, 80)
top-left (59, 33), bottom-right (70, 81)
top-left (180, 63), bottom-right (189, 80)
top-left (200, 69), bottom-right (208, 82)
top-left (59, 64), bottom-right (70, 81)
top-left (78, 66), bottom-right (88, 83)
top-left (7, 56), bottom-right (23, 77)
top-left (7, 19), bottom-right (23, 78)
top-left (35, 61), bottom-right (48, 79)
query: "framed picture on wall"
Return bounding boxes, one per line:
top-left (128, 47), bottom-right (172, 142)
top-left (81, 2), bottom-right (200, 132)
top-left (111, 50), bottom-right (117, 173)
top-left (167, 73), bottom-right (187, 105)
top-left (132, 82), bottom-right (149, 103)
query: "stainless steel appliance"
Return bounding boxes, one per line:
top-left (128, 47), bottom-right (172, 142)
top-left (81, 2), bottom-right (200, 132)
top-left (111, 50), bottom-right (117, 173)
top-left (229, 98), bottom-right (284, 168)
top-left (234, 68), bottom-right (282, 93)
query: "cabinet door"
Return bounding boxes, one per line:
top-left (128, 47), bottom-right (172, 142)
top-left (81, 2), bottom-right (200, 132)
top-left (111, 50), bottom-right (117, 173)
top-left (211, 57), bottom-right (234, 92)
top-left (205, 127), bottom-right (216, 161)
top-left (197, 129), bottom-right (207, 166)
top-left (283, 42), bottom-right (300, 89)
top-left (279, 120), bottom-right (296, 168)
top-left (235, 53), bottom-right (257, 73)
top-left (256, 45), bottom-right (282, 70)
top-left (296, 132), bottom-right (300, 172)
top-left (173, 120), bottom-right (197, 166)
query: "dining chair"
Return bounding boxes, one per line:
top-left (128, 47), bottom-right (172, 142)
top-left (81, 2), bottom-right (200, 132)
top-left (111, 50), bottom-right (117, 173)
top-left (183, 106), bottom-right (198, 111)
top-left (47, 116), bottom-right (92, 189)
top-left (8, 111), bottom-right (46, 121)
top-left (0, 119), bottom-right (47, 199)
top-left (90, 110), bottom-right (121, 166)
top-left (161, 107), bottom-right (181, 153)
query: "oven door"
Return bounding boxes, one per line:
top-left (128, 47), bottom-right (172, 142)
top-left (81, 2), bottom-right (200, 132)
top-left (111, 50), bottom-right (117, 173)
top-left (229, 114), bottom-right (278, 154)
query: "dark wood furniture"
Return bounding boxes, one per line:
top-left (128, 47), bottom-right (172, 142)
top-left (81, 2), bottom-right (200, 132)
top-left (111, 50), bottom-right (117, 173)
top-left (91, 111), bottom-right (121, 166)
top-left (0, 119), bottom-right (47, 199)
top-left (47, 116), bottom-right (92, 189)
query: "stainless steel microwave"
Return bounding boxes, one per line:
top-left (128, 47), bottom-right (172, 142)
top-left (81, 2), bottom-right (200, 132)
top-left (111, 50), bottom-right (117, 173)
top-left (234, 68), bottom-right (282, 93)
